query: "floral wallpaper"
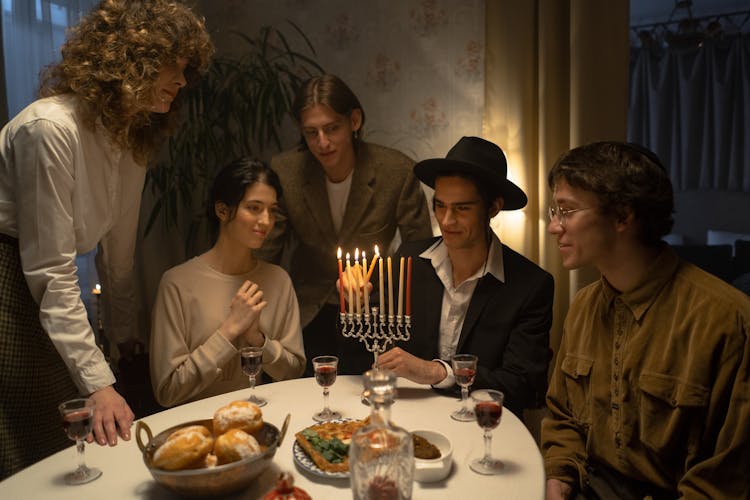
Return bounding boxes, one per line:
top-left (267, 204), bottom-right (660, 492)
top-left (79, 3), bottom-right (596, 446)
top-left (197, 0), bottom-right (485, 163)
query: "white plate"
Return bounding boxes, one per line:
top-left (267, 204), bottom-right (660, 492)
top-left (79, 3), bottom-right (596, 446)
top-left (292, 441), bottom-right (349, 479)
top-left (292, 418), bottom-right (358, 479)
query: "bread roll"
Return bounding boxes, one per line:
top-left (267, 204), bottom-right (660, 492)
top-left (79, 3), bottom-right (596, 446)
top-left (153, 425), bottom-right (214, 470)
top-left (213, 400), bottom-right (263, 435)
top-left (214, 428), bottom-right (262, 464)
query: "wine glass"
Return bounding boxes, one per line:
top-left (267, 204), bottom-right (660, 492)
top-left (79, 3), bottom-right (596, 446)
top-left (240, 346), bottom-right (267, 407)
top-left (58, 398), bottom-right (102, 484)
top-left (450, 353), bottom-right (478, 421)
top-left (469, 389), bottom-right (505, 474)
top-left (312, 355), bottom-right (342, 422)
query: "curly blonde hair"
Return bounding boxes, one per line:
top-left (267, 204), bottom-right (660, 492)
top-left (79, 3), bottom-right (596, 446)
top-left (39, 0), bottom-right (214, 165)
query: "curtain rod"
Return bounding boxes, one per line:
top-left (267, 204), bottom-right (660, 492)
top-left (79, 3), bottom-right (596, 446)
top-left (631, 10), bottom-right (750, 32)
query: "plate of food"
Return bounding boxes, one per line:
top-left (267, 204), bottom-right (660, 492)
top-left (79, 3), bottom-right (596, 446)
top-left (292, 418), bottom-right (369, 479)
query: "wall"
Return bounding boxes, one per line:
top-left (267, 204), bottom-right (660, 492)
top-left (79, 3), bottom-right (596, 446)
top-left (196, 0), bottom-right (485, 165)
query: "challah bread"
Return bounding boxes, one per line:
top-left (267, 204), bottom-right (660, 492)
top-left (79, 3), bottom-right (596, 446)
top-left (213, 401), bottom-right (263, 435)
top-left (153, 425), bottom-right (214, 470)
top-left (214, 428), bottom-right (262, 464)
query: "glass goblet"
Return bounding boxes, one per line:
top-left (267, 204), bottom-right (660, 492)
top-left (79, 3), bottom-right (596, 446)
top-left (450, 353), bottom-right (478, 421)
top-left (58, 398), bottom-right (102, 484)
top-left (469, 389), bottom-right (505, 474)
top-left (240, 346), bottom-right (267, 407)
top-left (312, 355), bottom-right (342, 422)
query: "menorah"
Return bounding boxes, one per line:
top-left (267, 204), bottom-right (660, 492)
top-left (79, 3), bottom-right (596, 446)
top-left (339, 307), bottom-right (411, 363)
top-left (336, 246), bottom-right (412, 364)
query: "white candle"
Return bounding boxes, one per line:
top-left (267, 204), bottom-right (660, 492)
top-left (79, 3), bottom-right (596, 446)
top-left (346, 253), bottom-right (354, 315)
top-left (397, 257), bottom-right (404, 317)
top-left (378, 250), bottom-right (385, 316)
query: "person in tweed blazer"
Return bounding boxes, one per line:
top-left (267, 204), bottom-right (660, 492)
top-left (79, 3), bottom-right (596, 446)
top-left (257, 75), bottom-right (432, 375)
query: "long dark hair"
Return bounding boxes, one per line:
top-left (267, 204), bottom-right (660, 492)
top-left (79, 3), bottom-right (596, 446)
top-left (206, 158), bottom-right (283, 241)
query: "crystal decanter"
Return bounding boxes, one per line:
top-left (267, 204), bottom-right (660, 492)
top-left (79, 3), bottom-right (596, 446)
top-left (349, 369), bottom-right (414, 500)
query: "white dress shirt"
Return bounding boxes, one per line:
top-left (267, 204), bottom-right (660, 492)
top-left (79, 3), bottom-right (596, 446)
top-left (0, 94), bottom-right (146, 394)
top-left (420, 233), bottom-right (505, 388)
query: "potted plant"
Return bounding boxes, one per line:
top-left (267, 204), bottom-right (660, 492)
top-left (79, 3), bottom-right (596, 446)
top-left (144, 22), bottom-right (323, 252)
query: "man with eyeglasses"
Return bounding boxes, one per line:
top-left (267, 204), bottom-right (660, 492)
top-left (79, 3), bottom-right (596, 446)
top-left (371, 136), bottom-right (554, 418)
top-left (542, 142), bottom-right (750, 499)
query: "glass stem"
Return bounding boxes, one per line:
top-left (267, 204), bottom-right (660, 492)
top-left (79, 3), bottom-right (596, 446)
top-left (76, 439), bottom-right (87, 471)
top-left (482, 429), bottom-right (493, 462)
top-left (323, 387), bottom-right (330, 414)
top-left (248, 375), bottom-right (256, 392)
top-left (461, 385), bottom-right (469, 411)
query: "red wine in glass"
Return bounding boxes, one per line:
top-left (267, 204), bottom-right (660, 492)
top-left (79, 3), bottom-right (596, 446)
top-left (451, 354), bottom-right (478, 421)
top-left (239, 346), bottom-right (267, 407)
top-left (315, 365), bottom-right (337, 387)
top-left (241, 352), bottom-right (263, 377)
top-left (312, 355), bottom-right (341, 422)
top-left (475, 401), bottom-right (502, 430)
top-left (469, 389), bottom-right (505, 475)
top-left (455, 367), bottom-right (476, 387)
top-left (62, 410), bottom-right (93, 441)
top-left (58, 398), bottom-right (101, 485)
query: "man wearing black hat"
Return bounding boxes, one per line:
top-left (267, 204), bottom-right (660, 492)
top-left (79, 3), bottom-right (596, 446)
top-left (376, 136), bottom-right (554, 417)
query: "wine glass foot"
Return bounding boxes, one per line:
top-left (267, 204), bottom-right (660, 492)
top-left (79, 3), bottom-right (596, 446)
top-left (64, 466), bottom-right (102, 485)
top-left (450, 407), bottom-right (475, 422)
top-left (247, 394), bottom-right (267, 407)
top-left (469, 457), bottom-right (504, 475)
top-left (312, 409), bottom-right (342, 422)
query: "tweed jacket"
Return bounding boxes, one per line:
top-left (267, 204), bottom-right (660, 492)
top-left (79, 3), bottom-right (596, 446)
top-left (396, 237), bottom-right (554, 417)
top-left (258, 142), bottom-right (432, 327)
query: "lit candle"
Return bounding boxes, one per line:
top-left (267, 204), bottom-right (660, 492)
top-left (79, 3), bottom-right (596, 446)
top-left (337, 248), bottom-right (345, 314)
top-left (362, 251), bottom-right (369, 315)
top-left (354, 249), bottom-right (361, 316)
top-left (346, 253), bottom-right (354, 315)
top-left (379, 251), bottom-right (385, 316)
top-left (406, 257), bottom-right (412, 316)
top-left (397, 257), bottom-right (404, 317)
top-left (387, 256), bottom-right (394, 317)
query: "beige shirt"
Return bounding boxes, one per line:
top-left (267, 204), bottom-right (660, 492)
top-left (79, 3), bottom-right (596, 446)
top-left (150, 257), bottom-right (306, 407)
top-left (542, 246), bottom-right (750, 498)
top-left (0, 94), bottom-right (144, 394)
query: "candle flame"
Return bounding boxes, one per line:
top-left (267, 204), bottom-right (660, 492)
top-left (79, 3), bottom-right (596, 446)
top-left (354, 248), bottom-right (359, 262)
top-left (346, 252), bottom-right (351, 261)
top-left (362, 251), bottom-right (366, 260)
top-left (374, 245), bottom-right (380, 257)
top-left (337, 247), bottom-right (342, 259)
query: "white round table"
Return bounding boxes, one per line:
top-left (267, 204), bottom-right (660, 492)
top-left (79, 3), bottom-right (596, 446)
top-left (0, 375), bottom-right (545, 499)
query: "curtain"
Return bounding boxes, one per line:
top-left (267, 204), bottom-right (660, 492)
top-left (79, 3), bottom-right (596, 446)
top-left (1, 0), bottom-right (97, 118)
top-left (628, 35), bottom-right (750, 192)
top-left (484, 0), bottom-right (629, 436)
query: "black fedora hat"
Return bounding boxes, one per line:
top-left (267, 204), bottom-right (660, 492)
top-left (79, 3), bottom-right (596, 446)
top-left (414, 136), bottom-right (527, 210)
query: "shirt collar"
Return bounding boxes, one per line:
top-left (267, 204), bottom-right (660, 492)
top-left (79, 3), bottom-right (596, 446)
top-left (419, 232), bottom-right (506, 284)
top-left (600, 244), bottom-right (679, 321)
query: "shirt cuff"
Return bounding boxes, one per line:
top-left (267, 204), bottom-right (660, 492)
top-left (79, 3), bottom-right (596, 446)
top-left (431, 359), bottom-right (454, 389)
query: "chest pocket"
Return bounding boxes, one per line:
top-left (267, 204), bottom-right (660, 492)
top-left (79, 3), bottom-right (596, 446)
top-left (638, 371), bottom-right (709, 456)
top-left (561, 354), bottom-right (594, 426)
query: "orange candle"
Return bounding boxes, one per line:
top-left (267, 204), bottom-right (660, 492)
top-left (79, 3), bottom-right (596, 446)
top-left (337, 248), bottom-right (345, 314)
top-left (354, 249), bottom-right (361, 316)
top-left (362, 252), bottom-right (370, 315)
top-left (406, 257), bottom-right (412, 316)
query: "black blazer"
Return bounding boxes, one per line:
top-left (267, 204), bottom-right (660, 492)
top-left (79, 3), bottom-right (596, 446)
top-left (396, 237), bottom-right (554, 417)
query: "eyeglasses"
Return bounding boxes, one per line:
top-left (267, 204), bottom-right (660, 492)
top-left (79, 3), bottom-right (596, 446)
top-left (547, 205), bottom-right (591, 227)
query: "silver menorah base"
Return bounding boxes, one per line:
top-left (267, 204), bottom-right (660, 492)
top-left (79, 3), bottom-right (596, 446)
top-left (339, 306), bottom-right (411, 363)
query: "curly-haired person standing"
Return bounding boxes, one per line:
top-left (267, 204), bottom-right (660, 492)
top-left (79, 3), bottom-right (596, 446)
top-left (0, 0), bottom-right (213, 478)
